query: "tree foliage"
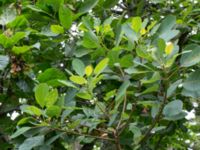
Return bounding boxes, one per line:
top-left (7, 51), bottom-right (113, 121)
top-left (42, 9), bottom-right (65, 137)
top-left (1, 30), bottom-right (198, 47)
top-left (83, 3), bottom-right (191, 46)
top-left (0, 0), bottom-right (200, 150)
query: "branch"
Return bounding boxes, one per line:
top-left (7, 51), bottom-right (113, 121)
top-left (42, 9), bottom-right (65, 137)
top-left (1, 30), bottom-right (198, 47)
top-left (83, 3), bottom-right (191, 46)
top-left (52, 128), bottom-right (115, 142)
top-left (138, 92), bottom-right (167, 144)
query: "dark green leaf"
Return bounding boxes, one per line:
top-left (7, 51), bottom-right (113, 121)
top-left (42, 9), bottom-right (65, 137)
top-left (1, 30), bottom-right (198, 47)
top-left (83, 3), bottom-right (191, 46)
top-left (19, 135), bottom-right (44, 150)
top-left (59, 5), bottom-right (72, 29)
top-left (78, 0), bottom-right (99, 14)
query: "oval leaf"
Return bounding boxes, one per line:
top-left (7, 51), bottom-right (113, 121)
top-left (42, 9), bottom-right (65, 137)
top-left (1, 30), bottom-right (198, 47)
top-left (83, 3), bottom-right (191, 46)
top-left (35, 83), bottom-right (49, 108)
top-left (59, 5), bottom-right (72, 29)
top-left (70, 75), bottom-right (87, 85)
top-left (72, 58), bottom-right (85, 76)
top-left (94, 58), bottom-right (109, 75)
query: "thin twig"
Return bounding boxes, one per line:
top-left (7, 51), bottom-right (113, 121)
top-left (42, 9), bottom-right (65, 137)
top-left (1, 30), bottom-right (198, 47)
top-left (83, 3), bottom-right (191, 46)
top-left (52, 128), bottom-right (115, 142)
top-left (116, 94), bottom-right (127, 130)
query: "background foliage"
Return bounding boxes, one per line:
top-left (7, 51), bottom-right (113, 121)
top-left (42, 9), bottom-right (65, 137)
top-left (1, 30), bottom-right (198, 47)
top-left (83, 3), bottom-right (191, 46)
top-left (0, 0), bottom-right (200, 150)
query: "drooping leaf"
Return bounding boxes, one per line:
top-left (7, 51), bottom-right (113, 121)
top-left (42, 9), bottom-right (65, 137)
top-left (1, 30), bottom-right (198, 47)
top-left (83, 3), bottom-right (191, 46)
top-left (11, 127), bottom-right (31, 139)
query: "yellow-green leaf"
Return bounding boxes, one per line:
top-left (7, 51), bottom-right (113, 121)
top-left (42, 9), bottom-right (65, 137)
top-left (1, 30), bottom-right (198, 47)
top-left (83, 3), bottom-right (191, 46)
top-left (85, 65), bottom-right (93, 76)
top-left (45, 89), bottom-right (58, 107)
top-left (165, 42), bottom-right (174, 55)
top-left (94, 58), bottom-right (109, 75)
top-left (70, 75), bottom-right (87, 85)
top-left (12, 45), bottom-right (31, 54)
top-left (50, 25), bottom-right (64, 34)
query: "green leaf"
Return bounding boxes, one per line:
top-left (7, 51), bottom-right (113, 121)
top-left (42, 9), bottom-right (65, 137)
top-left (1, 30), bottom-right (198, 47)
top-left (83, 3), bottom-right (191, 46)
top-left (78, 0), bottom-right (99, 14)
top-left (0, 32), bottom-right (25, 48)
top-left (59, 5), bottom-right (72, 29)
top-left (0, 55), bottom-right (9, 70)
top-left (45, 89), bottom-right (58, 107)
top-left (57, 80), bottom-right (78, 89)
top-left (19, 135), bottom-right (44, 150)
top-left (180, 44), bottom-right (200, 67)
top-left (167, 79), bottom-right (182, 98)
top-left (104, 89), bottom-right (116, 101)
top-left (12, 46), bottom-right (32, 54)
top-left (107, 50), bottom-right (119, 67)
top-left (21, 105), bottom-right (42, 116)
top-left (103, 0), bottom-right (118, 8)
top-left (136, 45), bottom-right (152, 61)
top-left (158, 15), bottom-right (176, 35)
top-left (94, 58), bottom-right (109, 75)
top-left (115, 80), bottom-right (130, 101)
top-left (131, 17), bottom-right (142, 33)
top-left (37, 68), bottom-right (66, 87)
top-left (11, 127), bottom-right (31, 139)
top-left (122, 23), bottom-right (138, 45)
top-left (141, 72), bottom-right (160, 84)
top-left (163, 100), bottom-right (183, 117)
top-left (157, 15), bottom-right (179, 41)
top-left (182, 70), bottom-right (200, 98)
top-left (50, 25), bottom-right (64, 34)
top-left (45, 106), bottom-right (61, 118)
top-left (77, 92), bottom-right (92, 100)
top-left (120, 54), bottom-right (133, 68)
top-left (70, 75), bottom-right (87, 85)
top-left (129, 124), bottom-right (142, 142)
top-left (72, 59), bottom-right (85, 76)
top-left (82, 31), bottom-right (99, 48)
top-left (35, 83), bottom-right (49, 108)
top-left (136, 84), bottom-right (159, 96)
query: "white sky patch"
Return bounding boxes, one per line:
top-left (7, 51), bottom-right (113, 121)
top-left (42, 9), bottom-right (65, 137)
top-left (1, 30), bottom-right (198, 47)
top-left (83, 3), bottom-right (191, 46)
top-left (10, 111), bottom-right (20, 120)
top-left (60, 63), bottom-right (64, 67)
top-left (193, 102), bottom-right (198, 108)
top-left (185, 109), bottom-right (196, 120)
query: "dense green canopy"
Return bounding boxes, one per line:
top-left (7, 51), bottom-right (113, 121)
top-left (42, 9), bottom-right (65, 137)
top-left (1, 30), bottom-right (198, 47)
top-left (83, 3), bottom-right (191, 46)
top-left (0, 0), bottom-right (200, 149)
